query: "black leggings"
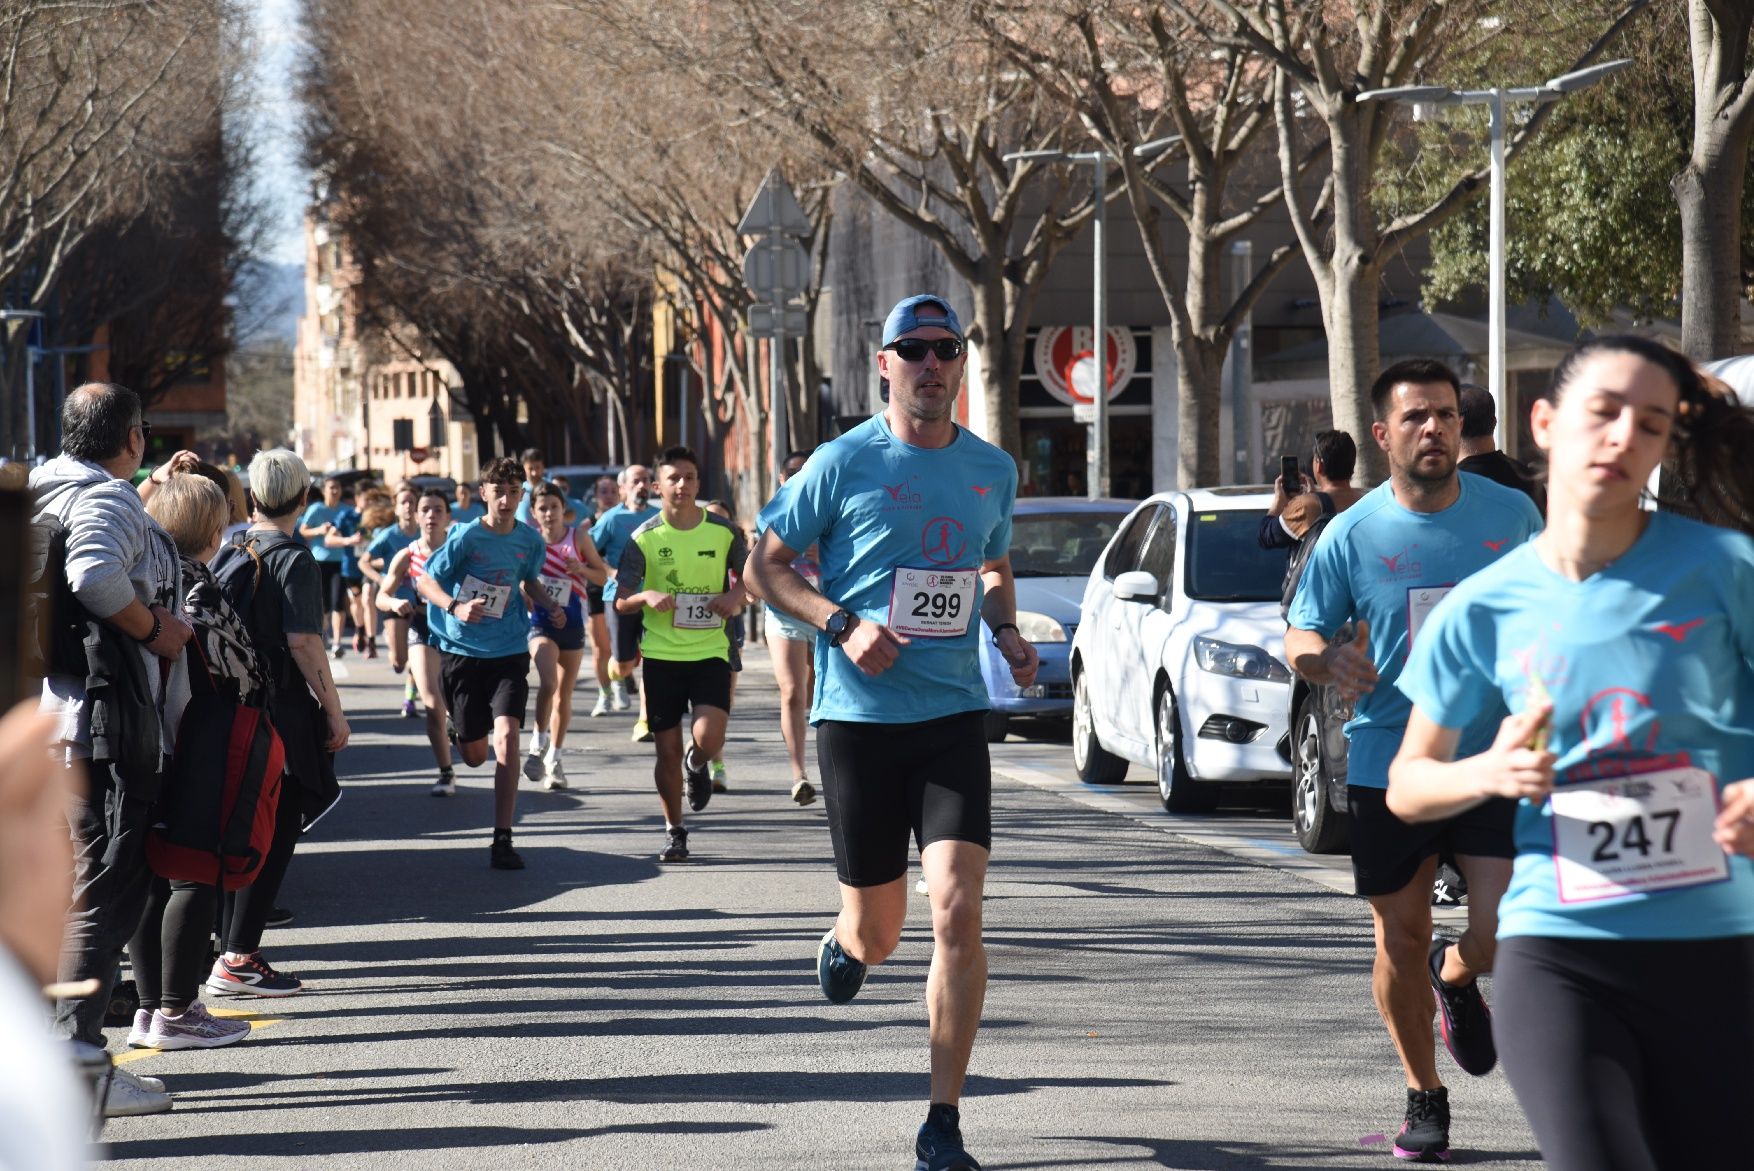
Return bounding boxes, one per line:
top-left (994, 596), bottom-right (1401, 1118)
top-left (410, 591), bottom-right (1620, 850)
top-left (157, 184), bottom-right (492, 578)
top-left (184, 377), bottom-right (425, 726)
top-left (221, 775), bottom-right (303, 955)
top-left (128, 877), bottom-right (216, 1013)
top-left (1495, 934), bottom-right (1754, 1171)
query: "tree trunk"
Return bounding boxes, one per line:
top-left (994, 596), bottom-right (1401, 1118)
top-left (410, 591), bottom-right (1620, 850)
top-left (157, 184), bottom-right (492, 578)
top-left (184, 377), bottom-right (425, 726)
top-left (1173, 336), bottom-right (1226, 489)
top-left (1324, 270), bottom-right (1383, 485)
top-left (965, 274), bottom-right (1023, 461)
top-left (1678, 0), bottom-right (1754, 360)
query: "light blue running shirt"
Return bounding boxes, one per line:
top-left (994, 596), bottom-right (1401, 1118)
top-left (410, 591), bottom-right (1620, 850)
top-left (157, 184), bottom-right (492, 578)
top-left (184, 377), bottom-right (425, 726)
top-left (589, 502), bottom-right (658, 602)
top-left (757, 413), bottom-right (1017, 725)
top-left (452, 501), bottom-right (486, 524)
top-left (299, 501), bottom-right (347, 565)
top-left (421, 517), bottom-right (547, 658)
top-left (1287, 472), bottom-right (1543, 788)
top-left (367, 525), bottom-right (417, 602)
top-left (1399, 511), bottom-right (1754, 941)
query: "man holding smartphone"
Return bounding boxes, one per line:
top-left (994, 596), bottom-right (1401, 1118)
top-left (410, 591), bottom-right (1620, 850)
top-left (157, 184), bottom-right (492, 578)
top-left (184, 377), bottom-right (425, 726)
top-left (1260, 430), bottom-right (1362, 551)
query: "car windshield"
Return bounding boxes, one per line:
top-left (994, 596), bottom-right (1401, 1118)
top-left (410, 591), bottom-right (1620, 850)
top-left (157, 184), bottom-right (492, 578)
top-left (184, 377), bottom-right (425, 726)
top-left (1009, 511), bottom-right (1130, 577)
top-left (1184, 508), bottom-right (1285, 601)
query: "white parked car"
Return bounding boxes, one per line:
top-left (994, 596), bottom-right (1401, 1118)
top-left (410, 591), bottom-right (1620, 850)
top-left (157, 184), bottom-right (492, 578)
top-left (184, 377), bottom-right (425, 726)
top-left (1069, 487), bottom-right (1294, 811)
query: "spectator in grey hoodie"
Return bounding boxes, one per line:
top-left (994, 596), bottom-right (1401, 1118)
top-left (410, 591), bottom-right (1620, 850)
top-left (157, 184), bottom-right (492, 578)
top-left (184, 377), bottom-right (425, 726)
top-left (30, 382), bottom-right (192, 1118)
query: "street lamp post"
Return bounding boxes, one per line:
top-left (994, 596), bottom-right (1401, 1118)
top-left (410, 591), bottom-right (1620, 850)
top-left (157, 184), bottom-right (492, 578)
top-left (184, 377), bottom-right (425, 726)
top-left (1, 310), bottom-right (47, 461)
top-left (1359, 60), bottom-right (1631, 454)
top-left (1004, 136), bottom-right (1178, 500)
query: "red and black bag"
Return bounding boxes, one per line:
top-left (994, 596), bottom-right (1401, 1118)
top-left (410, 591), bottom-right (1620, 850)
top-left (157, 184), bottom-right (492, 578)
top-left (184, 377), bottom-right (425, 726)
top-left (147, 643), bottom-right (285, 890)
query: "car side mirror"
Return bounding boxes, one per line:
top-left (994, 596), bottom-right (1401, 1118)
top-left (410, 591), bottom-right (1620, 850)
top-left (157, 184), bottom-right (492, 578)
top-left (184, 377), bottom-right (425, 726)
top-left (1112, 570), bottom-right (1160, 602)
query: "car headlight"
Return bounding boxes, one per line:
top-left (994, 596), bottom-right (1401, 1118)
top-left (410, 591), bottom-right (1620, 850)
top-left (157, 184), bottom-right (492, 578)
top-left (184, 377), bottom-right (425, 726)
top-left (1192, 635), bottom-right (1289, 683)
top-left (1014, 610), bottom-right (1067, 643)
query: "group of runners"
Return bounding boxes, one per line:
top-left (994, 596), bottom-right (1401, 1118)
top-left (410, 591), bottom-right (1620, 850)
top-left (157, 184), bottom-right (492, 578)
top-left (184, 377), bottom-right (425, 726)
top-left (282, 293), bottom-right (1753, 1171)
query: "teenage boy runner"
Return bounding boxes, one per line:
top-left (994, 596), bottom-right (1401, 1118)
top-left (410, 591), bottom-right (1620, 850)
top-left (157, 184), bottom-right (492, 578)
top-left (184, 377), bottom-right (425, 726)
top-left (591, 463), bottom-right (657, 727)
top-left (365, 482), bottom-right (420, 713)
top-left (747, 294), bottom-right (1037, 1171)
top-left (298, 473), bottom-right (357, 658)
top-left (1285, 359), bottom-right (1543, 1162)
top-left (414, 458), bottom-right (566, 868)
top-left (379, 488), bottom-right (454, 791)
top-left (613, 446), bottom-right (746, 862)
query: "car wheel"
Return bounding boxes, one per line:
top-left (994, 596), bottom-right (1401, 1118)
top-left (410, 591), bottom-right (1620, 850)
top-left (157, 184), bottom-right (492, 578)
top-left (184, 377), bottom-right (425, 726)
top-left (1072, 670), bottom-right (1127, 784)
top-left (983, 710), bottom-right (1010, 743)
top-left (1156, 688), bottom-right (1218, 813)
top-left (1292, 693), bottom-right (1350, 854)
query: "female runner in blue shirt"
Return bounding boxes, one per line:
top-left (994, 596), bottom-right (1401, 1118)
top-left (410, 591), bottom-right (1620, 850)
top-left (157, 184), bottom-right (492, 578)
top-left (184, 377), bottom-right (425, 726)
top-left (1390, 335), bottom-right (1754, 1170)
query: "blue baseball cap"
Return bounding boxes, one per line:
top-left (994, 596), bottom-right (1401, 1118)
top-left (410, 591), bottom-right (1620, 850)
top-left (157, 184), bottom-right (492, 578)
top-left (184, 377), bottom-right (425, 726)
top-left (881, 295), bottom-right (964, 345)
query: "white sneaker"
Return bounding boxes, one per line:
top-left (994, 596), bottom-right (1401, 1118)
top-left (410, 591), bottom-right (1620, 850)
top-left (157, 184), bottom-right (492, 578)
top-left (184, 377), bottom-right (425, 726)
top-left (430, 775), bottom-right (455, 798)
top-left (103, 1071), bottom-right (173, 1116)
top-left (611, 682), bottom-right (630, 712)
top-left (522, 752), bottom-right (546, 784)
top-left (590, 690), bottom-right (610, 717)
top-left (915, 877), bottom-right (930, 896)
top-left (791, 778), bottom-right (817, 806)
top-left (114, 1066), bottom-right (165, 1094)
top-left (145, 1002), bottom-right (251, 1050)
top-left (126, 1008), bottom-right (152, 1048)
top-left (543, 759), bottom-right (568, 791)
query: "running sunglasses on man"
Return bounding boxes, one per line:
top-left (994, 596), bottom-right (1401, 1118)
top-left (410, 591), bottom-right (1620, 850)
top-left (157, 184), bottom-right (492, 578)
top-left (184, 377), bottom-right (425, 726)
top-left (882, 338), bottom-right (965, 363)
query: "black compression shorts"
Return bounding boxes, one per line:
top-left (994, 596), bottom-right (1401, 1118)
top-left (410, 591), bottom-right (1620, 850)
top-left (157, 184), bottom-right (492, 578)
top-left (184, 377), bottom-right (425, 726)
top-left (319, 561), bottom-right (348, 614)
top-left (642, 656), bottom-right (732, 732)
top-left (818, 710), bottom-right (991, 888)
top-left (585, 582), bottom-right (606, 617)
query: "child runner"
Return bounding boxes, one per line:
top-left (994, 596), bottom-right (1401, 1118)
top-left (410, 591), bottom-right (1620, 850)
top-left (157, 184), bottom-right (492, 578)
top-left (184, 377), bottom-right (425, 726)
top-left (414, 458), bottom-right (566, 867)
top-left (365, 483), bottom-right (420, 713)
top-left (1390, 337), bottom-right (1754, 1171)
top-left (591, 464), bottom-right (658, 728)
top-left (613, 446), bottom-right (746, 861)
top-left (523, 483), bottom-right (609, 791)
top-left (297, 472), bottom-right (357, 658)
top-left (379, 489), bottom-right (455, 791)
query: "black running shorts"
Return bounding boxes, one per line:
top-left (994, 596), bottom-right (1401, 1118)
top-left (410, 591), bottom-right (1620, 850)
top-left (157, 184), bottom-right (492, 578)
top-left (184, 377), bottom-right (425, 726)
top-left (319, 560), bottom-right (348, 614)
top-left (1346, 785), bottom-right (1515, 898)
top-left (440, 651), bottom-right (530, 743)
top-left (585, 582), bottom-right (606, 617)
top-left (642, 656), bottom-right (732, 733)
top-left (818, 710), bottom-right (992, 888)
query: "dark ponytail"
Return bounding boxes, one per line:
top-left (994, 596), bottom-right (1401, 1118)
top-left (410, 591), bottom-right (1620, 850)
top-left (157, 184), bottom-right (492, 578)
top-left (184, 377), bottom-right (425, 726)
top-left (1549, 334), bottom-right (1754, 536)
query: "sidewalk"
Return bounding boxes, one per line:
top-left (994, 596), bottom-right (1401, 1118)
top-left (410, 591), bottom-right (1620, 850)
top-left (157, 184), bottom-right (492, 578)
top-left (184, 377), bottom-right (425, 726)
top-left (96, 645), bottom-right (1541, 1169)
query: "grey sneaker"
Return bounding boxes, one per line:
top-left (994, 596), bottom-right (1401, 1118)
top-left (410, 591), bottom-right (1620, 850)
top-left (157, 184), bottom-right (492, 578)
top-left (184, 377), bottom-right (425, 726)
top-left (791, 778), bottom-right (817, 806)
top-left (543, 758), bottom-right (568, 791)
top-left (145, 1002), bottom-right (251, 1050)
top-left (659, 826), bottom-right (689, 862)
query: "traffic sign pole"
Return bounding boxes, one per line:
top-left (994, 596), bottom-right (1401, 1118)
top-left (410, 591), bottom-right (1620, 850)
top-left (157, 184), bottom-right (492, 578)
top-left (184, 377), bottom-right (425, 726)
top-left (739, 169), bottom-right (812, 487)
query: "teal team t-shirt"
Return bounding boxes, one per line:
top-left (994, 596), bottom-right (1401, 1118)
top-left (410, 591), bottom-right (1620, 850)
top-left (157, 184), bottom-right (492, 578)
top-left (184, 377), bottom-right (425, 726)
top-left (368, 524), bottom-right (417, 602)
top-left (1399, 512), bottom-right (1754, 941)
top-left (421, 518), bottom-right (547, 658)
top-left (299, 502), bottom-right (347, 565)
top-left (1287, 473), bottom-right (1543, 788)
top-left (590, 502), bottom-right (658, 602)
top-left (452, 501), bottom-right (486, 524)
top-left (757, 413), bottom-right (1017, 725)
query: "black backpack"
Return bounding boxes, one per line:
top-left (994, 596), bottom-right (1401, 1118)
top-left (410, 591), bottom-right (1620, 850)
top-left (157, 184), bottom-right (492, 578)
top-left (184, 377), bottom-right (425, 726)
top-left (211, 530), bottom-right (302, 695)
top-left (24, 512), bottom-right (92, 682)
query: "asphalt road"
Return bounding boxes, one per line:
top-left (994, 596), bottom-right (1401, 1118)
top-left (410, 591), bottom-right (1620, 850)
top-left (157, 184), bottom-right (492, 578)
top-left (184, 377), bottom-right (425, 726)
top-left (95, 647), bottom-right (1540, 1169)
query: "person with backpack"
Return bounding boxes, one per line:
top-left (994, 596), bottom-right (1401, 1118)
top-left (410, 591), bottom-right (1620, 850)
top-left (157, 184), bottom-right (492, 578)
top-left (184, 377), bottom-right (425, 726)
top-left (30, 382), bottom-right (193, 1118)
top-left (205, 449), bottom-right (350, 999)
top-left (131, 474), bottom-right (265, 1050)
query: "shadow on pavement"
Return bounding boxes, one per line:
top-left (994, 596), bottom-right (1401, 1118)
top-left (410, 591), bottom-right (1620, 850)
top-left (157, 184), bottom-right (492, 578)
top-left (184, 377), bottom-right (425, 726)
top-left (1011, 1136), bottom-right (1544, 1169)
top-left (105, 1120), bottom-right (769, 1160)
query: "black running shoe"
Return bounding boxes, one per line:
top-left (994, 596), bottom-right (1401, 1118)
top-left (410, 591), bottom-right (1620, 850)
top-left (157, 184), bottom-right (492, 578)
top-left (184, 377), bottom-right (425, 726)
top-left (683, 749), bottom-right (712, 812)
top-left (1431, 862), bottom-right (1468, 906)
top-left (490, 837), bottom-right (525, 870)
top-left (659, 826), bottom-right (689, 862)
top-left (916, 1107), bottom-right (981, 1171)
top-left (816, 927), bottom-right (867, 1004)
top-left (1429, 937), bottom-right (1495, 1075)
top-left (265, 906), bottom-right (294, 928)
top-left (1394, 1087), bottom-right (1450, 1162)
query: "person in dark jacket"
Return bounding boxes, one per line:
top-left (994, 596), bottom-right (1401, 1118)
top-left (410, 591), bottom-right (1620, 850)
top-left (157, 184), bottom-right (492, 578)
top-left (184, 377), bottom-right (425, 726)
top-left (1457, 383), bottom-right (1546, 514)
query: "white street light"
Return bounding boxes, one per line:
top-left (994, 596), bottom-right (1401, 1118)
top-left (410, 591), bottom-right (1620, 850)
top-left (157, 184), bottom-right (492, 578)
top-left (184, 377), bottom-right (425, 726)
top-left (1005, 134), bottom-right (1180, 499)
top-left (1359, 59), bottom-right (1632, 454)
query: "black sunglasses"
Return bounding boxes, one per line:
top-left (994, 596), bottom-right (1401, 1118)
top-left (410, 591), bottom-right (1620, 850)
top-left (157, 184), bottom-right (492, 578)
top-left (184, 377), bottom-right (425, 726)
top-left (136, 420), bottom-right (153, 441)
top-left (884, 338), bottom-right (965, 363)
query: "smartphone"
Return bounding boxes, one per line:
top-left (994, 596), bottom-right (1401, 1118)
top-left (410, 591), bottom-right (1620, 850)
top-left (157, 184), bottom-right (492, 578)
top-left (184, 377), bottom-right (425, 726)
top-left (1280, 455), bottom-right (1300, 490)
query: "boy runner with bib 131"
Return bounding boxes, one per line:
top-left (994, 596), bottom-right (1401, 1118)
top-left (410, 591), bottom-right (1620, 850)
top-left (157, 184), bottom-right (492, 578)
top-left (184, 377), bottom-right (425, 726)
top-left (1285, 359), bottom-right (1543, 1163)
top-left (415, 457), bottom-right (565, 870)
top-left (613, 446), bottom-right (746, 863)
top-left (747, 294), bottom-right (1037, 1171)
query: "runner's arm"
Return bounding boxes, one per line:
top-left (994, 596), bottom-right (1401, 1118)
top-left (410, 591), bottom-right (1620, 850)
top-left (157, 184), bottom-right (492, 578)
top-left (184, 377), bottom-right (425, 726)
top-left (1387, 705), bottom-right (1555, 823)
top-left (375, 550), bottom-right (415, 615)
top-left (570, 528), bottom-right (610, 587)
top-left (287, 631), bottom-right (350, 751)
top-left (521, 577), bottom-right (565, 625)
top-left (1285, 624), bottom-right (1377, 696)
top-left (980, 553), bottom-right (1038, 687)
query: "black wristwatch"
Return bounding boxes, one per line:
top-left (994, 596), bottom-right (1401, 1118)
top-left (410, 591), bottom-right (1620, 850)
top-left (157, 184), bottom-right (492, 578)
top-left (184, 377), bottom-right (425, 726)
top-left (990, 622), bottom-right (1019, 647)
top-left (824, 608), bottom-right (855, 647)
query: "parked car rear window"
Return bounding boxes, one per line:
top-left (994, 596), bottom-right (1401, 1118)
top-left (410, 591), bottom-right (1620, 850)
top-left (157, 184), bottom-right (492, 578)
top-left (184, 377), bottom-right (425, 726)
top-left (1011, 511), bottom-right (1130, 578)
top-left (1184, 509), bottom-right (1285, 601)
